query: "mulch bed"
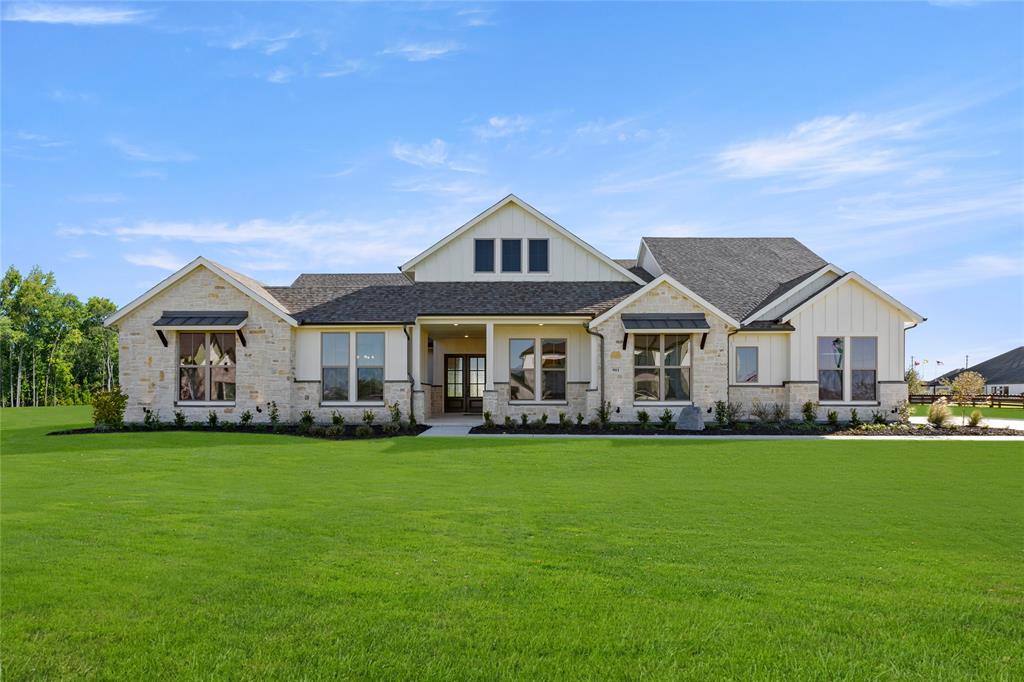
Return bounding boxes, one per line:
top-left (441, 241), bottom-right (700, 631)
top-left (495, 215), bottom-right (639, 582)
top-left (469, 423), bottom-right (1020, 437)
top-left (49, 423), bottom-right (429, 440)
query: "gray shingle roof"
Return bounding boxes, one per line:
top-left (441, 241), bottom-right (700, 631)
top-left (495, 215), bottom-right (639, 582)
top-left (927, 347), bottom-right (1024, 386)
top-left (642, 237), bottom-right (827, 321)
top-left (290, 273), bottom-right (409, 287)
top-left (266, 279), bottom-right (639, 324)
top-left (614, 259), bottom-right (655, 283)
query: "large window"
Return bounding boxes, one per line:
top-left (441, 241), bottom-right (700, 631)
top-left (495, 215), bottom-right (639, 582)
top-left (357, 332), bottom-right (385, 401)
top-left (818, 336), bottom-right (877, 402)
top-left (510, 337), bottom-right (567, 401)
top-left (634, 334), bottom-right (691, 402)
top-left (528, 239), bottom-right (549, 272)
top-left (736, 346), bottom-right (758, 383)
top-left (321, 331), bottom-right (385, 402)
top-left (178, 332), bottom-right (236, 403)
top-left (501, 239), bottom-right (522, 272)
top-left (474, 239), bottom-right (495, 273)
top-left (851, 337), bottom-right (877, 401)
top-left (322, 332), bottom-right (350, 401)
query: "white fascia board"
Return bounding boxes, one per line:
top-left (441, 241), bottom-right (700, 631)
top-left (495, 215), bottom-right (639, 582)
top-left (105, 256), bottom-right (297, 328)
top-left (741, 263), bottom-right (846, 324)
top-left (399, 194), bottom-right (646, 285)
top-left (781, 272), bottom-right (925, 324)
top-left (589, 274), bottom-right (742, 329)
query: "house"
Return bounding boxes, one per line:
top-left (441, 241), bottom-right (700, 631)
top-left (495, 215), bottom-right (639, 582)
top-left (926, 347), bottom-right (1024, 395)
top-left (105, 195), bottom-right (925, 425)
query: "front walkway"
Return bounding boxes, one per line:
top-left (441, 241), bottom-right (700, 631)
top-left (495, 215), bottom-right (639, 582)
top-left (420, 413), bottom-right (484, 437)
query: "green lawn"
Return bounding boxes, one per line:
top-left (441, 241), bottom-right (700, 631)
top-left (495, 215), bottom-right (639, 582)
top-left (2, 407), bottom-right (1022, 680)
top-left (910, 403), bottom-right (1024, 420)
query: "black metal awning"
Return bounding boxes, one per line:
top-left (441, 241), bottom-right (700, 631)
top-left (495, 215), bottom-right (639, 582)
top-left (621, 313), bottom-right (710, 331)
top-left (153, 311), bottom-right (248, 327)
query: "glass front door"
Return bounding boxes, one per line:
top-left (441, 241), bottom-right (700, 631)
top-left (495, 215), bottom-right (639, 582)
top-left (444, 354), bottom-right (485, 413)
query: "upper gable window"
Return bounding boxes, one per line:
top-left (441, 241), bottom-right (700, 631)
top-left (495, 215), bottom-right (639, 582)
top-left (501, 239), bottom-right (522, 272)
top-left (528, 239), bottom-right (549, 272)
top-left (474, 239), bottom-right (495, 273)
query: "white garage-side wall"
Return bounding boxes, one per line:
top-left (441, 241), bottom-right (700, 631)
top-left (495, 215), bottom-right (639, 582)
top-left (787, 278), bottom-right (906, 382)
top-left (491, 324), bottom-right (591, 384)
top-left (729, 333), bottom-right (789, 386)
top-left (294, 327), bottom-right (408, 382)
top-left (410, 202), bottom-right (633, 282)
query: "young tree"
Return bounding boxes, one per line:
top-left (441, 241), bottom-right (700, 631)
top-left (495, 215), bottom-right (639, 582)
top-left (942, 370), bottom-right (986, 426)
top-left (905, 366), bottom-right (924, 395)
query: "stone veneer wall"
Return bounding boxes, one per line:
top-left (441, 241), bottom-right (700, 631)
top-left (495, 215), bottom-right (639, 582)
top-left (589, 281), bottom-right (730, 423)
top-left (486, 382), bottom-right (588, 422)
top-left (728, 385), bottom-right (788, 419)
top-left (116, 266), bottom-right (294, 423)
top-left (291, 380), bottom-right (412, 423)
top-left (735, 382), bottom-right (907, 422)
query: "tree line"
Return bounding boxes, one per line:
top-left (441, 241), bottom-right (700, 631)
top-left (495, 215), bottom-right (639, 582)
top-left (0, 266), bottom-right (118, 407)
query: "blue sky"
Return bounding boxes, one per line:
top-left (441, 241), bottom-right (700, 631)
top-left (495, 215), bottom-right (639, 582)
top-left (2, 1), bottom-right (1022, 377)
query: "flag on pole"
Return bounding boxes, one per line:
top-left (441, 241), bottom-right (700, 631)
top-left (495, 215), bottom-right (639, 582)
top-left (936, 360), bottom-right (944, 366)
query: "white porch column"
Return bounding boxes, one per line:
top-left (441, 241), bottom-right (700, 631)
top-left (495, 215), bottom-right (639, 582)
top-left (411, 323), bottom-right (422, 390)
top-left (589, 331), bottom-right (600, 390)
top-left (485, 322), bottom-right (495, 390)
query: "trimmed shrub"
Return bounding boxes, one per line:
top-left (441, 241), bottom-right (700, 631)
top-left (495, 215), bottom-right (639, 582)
top-left (266, 401), bottom-right (280, 427)
top-left (142, 407), bottom-right (160, 429)
top-left (771, 403), bottom-right (786, 423)
top-left (637, 409), bottom-right (651, 430)
top-left (827, 410), bottom-right (839, 427)
top-left (895, 400), bottom-right (911, 424)
top-left (382, 421), bottom-right (400, 434)
top-left (871, 410), bottom-right (886, 425)
top-left (207, 410), bottom-right (219, 428)
top-left (362, 410), bottom-right (375, 427)
top-left (408, 413), bottom-right (417, 429)
top-left (575, 412), bottom-right (584, 426)
top-left (173, 410), bottom-right (186, 428)
top-left (325, 425), bottom-right (345, 438)
top-left (750, 400), bottom-right (772, 424)
top-left (659, 408), bottom-right (674, 430)
top-left (596, 401), bottom-right (612, 429)
top-left (801, 401), bottom-right (818, 423)
top-left (355, 424), bottom-right (373, 438)
top-left (92, 390), bottom-right (128, 430)
top-left (331, 411), bottom-right (345, 427)
top-left (968, 409), bottom-right (983, 427)
top-left (504, 415), bottom-right (515, 429)
top-left (520, 413), bottom-right (529, 427)
top-left (558, 412), bottom-right (569, 428)
top-left (387, 401), bottom-right (402, 424)
top-left (540, 413), bottom-right (549, 426)
top-left (713, 400), bottom-right (742, 427)
top-left (299, 410), bottom-right (315, 431)
top-left (240, 410), bottom-right (253, 426)
top-left (849, 409), bottom-right (861, 428)
top-left (484, 411), bottom-right (494, 428)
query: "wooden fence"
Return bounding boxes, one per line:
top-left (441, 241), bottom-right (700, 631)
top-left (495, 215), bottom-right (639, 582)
top-left (909, 394), bottom-right (1024, 408)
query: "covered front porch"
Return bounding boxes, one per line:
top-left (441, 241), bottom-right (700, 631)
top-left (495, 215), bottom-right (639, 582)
top-left (410, 316), bottom-right (596, 424)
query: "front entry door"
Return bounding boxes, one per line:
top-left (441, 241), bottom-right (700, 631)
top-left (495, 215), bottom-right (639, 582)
top-left (445, 354), bottom-right (485, 413)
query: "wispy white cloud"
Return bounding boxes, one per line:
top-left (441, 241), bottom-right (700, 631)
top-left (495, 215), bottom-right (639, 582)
top-left (68, 192), bottom-right (126, 204)
top-left (225, 29), bottom-right (302, 55)
top-left (108, 137), bottom-right (196, 163)
top-left (14, 130), bottom-right (69, 148)
top-left (592, 168), bottom-right (692, 194)
top-left (474, 115), bottom-right (531, 139)
top-left (3, 3), bottom-right (151, 25)
top-left (381, 42), bottom-right (462, 62)
top-left (48, 88), bottom-right (96, 103)
top-left (717, 112), bottom-right (922, 185)
top-left (319, 59), bottom-right (362, 78)
top-left (123, 249), bottom-right (187, 271)
top-left (881, 254), bottom-right (1024, 295)
top-left (265, 67), bottom-right (293, 84)
top-left (575, 117), bottom-right (652, 143)
top-left (391, 139), bottom-right (448, 168)
top-left (457, 7), bottom-right (495, 27)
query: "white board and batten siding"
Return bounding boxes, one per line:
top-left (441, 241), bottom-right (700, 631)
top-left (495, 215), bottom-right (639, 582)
top-left (786, 279), bottom-right (906, 382)
top-left (294, 327), bottom-right (408, 382)
top-left (729, 334), bottom-right (789, 385)
top-left (410, 203), bottom-right (632, 282)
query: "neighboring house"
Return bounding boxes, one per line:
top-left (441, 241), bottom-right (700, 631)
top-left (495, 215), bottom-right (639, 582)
top-left (926, 346), bottom-right (1024, 395)
top-left (106, 195), bottom-right (924, 425)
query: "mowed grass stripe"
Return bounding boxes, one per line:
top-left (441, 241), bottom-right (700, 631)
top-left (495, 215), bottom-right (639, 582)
top-left (2, 407), bottom-right (1021, 680)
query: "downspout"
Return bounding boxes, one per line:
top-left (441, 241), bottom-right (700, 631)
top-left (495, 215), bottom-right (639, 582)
top-left (726, 328), bottom-right (739, 409)
top-left (403, 324), bottom-right (415, 420)
top-left (584, 322), bottom-right (605, 408)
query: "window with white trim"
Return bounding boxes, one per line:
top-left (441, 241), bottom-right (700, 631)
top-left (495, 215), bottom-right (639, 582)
top-left (321, 331), bottom-right (385, 403)
top-left (634, 334), bottom-right (691, 402)
top-left (818, 336), bottom-right (877, 402)
top-left (178, 332), bottom-right (236, 403)
top-left (501, 239), bottom-right (522, 272)
top-left (509, 337), bottom-right (567, 401)
top-left (736, 346), bottom-right (758, 383)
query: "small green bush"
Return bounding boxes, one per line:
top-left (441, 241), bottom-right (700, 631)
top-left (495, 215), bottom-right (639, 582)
top-left (520, 413), bottom-right (529, 427)
top-left (387, 402), bottom-right (402, 423)
top-left (927, 399), bottom-right (952, 427)
top-left (968, 409), bottom-right (983, 427)
top-left (331, 411), bottom-right (345, 427)
top-left (240, 410), bottom-right (253, 426)
top-left (207, 411), bottom-right (219, 428)
top-left (801, 401), bottom-right (818, 423)
top-left (637, 409), bottom-right (651, 429)
top-left (750, 400), bottom-right (773, 424)
top-left (362, 410), bottom-right (375, 427)
top-left (895, 400), bottom-right (911, 424)
top-left (142, 407), bottom-right (160, 429)
top-left (827, 410), bottom-right (839, 427)
top-left (504, 415), bottom-right (515, 429)
top-left (266, 401), bottom-right (280, 427)
top-left (408, 413), bottom-right (417, 428)
top-left (871, 410), bottom-right (886, 425)
top-left (596, 401), bottom-right (612, 429)
top-left (540, 413), bottom-right (549, 426)
top-left (849, 409), bottom-right (861, 428)
top-left (575, 412), bottom-right (584, 426)
top-left (355, 424), bottom-right (373, 438)
top-left (325, 425), bottom-right (345, 438)
top-left (92, 390), bottom-right (128, 430)
top-left (173, 410), bottom-right (186, 428)
top-left (558, 412), bottom-right (569, 428)
top-left (484, 411), bottom-right (494, 428)
top-left (659, 408), bottom-right (674, 430)
top-left (713, 400), bottom-right (742, 427)
top-left (382, 421), bottom-right (400, 435)
top-left (299, 410), bottom-right (315, 431)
